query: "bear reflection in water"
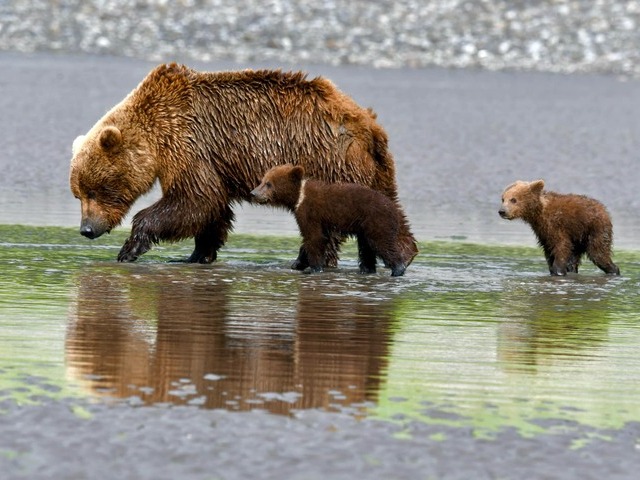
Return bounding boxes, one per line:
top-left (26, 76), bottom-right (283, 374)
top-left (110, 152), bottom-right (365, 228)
top-left (65, 267), bottom-right (395, 415)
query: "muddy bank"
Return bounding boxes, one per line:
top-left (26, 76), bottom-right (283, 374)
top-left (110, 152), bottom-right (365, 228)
top-left (2, 395), bottom-right (640, 480)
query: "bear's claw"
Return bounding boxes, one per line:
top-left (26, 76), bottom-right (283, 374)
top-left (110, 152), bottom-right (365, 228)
top-left (117, 234), bottom-right (152, 262)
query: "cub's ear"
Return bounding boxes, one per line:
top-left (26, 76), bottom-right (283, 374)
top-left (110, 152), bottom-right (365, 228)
top-left (530, 179), bottom-right (545, 195)
top-left (291, 165), bottom-right (305, 181)
top-left (99, 126), bottom-right (122, 152)
top-left (72, 135), bottom-right (86, 156)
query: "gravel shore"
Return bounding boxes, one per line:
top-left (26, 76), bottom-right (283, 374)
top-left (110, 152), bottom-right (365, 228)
top-left (1, 0), bottom-right (640, 77)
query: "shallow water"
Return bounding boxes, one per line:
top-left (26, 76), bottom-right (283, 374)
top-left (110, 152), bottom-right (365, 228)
top-left (1, 225), bottom-right (638, 438)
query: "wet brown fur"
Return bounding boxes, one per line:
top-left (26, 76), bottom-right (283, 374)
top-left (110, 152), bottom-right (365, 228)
top-left (251, 164), bottom-right (416, 276)
top-left (499, 180), bottom-right (619, 276)
top-left (69, 63), bottom-right (418, 265)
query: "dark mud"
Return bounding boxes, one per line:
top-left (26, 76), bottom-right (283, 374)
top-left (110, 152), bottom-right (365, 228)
top-left (3, 395), bottom-right (640, 480)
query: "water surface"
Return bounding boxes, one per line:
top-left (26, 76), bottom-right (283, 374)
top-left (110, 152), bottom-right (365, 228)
top-left (1, 225), bottom-right (638, 438)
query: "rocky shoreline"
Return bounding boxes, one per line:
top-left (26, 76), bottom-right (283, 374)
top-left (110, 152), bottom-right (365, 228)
top-left (1, 0), bottom-right (640, 77)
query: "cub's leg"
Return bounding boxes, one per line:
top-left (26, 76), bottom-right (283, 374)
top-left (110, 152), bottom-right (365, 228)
top-left (587, 233), bottom-right (620, 275)
top-left (357, 234), bottom-right (377, 274)
top-left (549, 240), bottom-right (573, 276)
top-left (300, 226), bottom-right (327, 273)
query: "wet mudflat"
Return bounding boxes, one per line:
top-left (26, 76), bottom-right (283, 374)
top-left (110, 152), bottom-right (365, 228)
top-left (1, 225), bottom-right (640, 479)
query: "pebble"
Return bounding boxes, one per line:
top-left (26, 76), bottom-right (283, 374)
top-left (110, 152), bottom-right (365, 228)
top-left (1, 0), bottom-right (639, 77)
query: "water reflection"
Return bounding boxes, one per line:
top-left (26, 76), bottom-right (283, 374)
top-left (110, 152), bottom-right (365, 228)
top-left (497, 276), bottom-right (617, 371)
top-left (65, 265), bottom-right (396, 415)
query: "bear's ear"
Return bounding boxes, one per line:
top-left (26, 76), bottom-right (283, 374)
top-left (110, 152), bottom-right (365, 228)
top-left (291, 165), bottom-right (305, 182)
top-left (530, 179), bottom-right (545, 195)
top-left (72, 135), bottom-right (86, 156)
top-left (98, 126), bottom-right (122, 152)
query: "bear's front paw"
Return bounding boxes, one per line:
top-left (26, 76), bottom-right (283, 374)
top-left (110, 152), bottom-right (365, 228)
top-left (117, 235), bottom-right (152, 262)
top-left (291, 247), bottom-right (309, 270)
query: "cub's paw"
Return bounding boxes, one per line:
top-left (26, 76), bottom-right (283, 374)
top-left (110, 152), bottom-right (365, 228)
top-left (390, 264), bottom-right (406, 277)
top-left (187, 249), bottom-right (217, 264)
top-left (304, 265), bottom-right (324, 274)
top-left (291, 258), bottom-right (309, 270)
top-left (359, 265), bottom-right (376, 274)
top-left (291, 247), bottom-right (309, 270)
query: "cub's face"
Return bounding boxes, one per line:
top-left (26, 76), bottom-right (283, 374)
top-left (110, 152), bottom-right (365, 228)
top-left (69, 124), bottom-right (156, 239)
top-left (498, 179), bottom-right (545, 220)
top-left (251, 164), bottom-right (304, 208)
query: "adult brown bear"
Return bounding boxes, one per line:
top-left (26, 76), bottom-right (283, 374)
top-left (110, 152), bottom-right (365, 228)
top-left (69, 63), bottom-right (417, 267)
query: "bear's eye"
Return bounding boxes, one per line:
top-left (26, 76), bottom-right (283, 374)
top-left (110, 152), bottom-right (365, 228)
top-left (87, 191), bottom-right (97, 200)
top-left (510, 198), bottom-right (517, 204)
top-left (265, 181), bottom-right (273, 189)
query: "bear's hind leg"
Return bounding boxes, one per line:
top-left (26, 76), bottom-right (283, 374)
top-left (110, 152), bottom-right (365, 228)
top-left (565, 250), bottom-right (582, 274)
top-left (367, 233), bottom-right (406, 277)
top-left (188, 206), bottom-right (235, 264)
top-left (381, 248), bottom-right (406, 277)
top-left (550, 260), bottom-right (569, 276)
top-left (357, 235), bottom-right (377, 274)
top-left (598, 261), bottom-right (621, 275)
top-left (587, 236), bottom-right (620, 275)
top-left (189, 227), bottom-right (221, 264)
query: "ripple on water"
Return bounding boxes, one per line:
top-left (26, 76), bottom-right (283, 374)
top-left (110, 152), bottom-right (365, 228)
top-left (1, 227), bottom-right (640, 436)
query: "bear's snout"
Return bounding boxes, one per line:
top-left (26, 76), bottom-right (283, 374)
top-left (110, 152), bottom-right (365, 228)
top-left (80, 218), bottom-right (109, 239)
top-left (250, 186), bottom-right (268, 203)
top-left (498, 208), bottom-right (507, 219)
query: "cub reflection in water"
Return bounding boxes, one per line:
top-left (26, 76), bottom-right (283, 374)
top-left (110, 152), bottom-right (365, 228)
top-left (66, 267), bottom-right (396, 415)
top-left (496, 277), bottom-right (614, 372)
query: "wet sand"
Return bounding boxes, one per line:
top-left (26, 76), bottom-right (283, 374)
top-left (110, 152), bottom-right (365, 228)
top-left (3, 396), bottom-right (639, 480)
